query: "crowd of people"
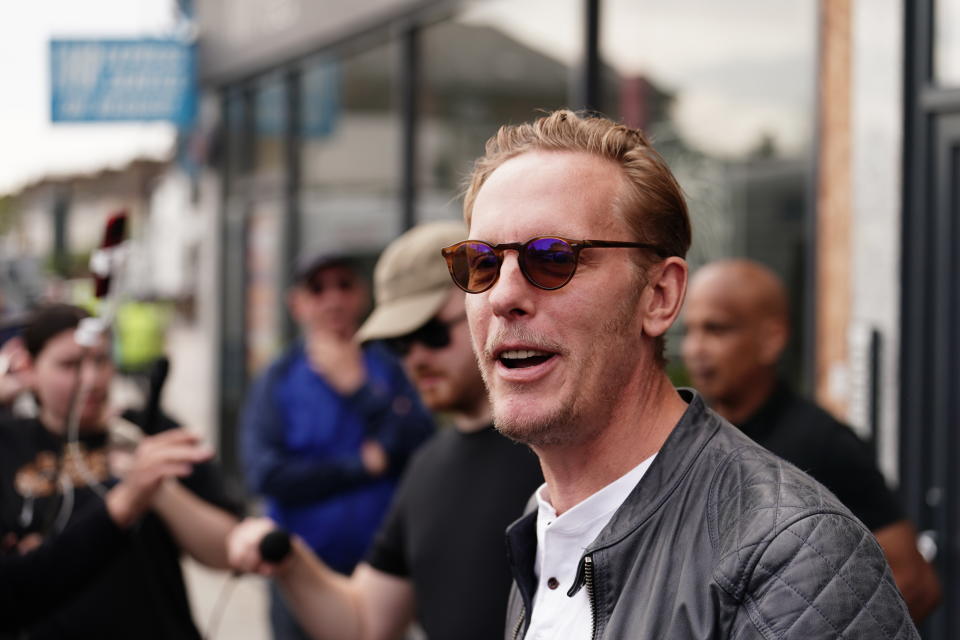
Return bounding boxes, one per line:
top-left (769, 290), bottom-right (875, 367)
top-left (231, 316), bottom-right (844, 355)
top-left (0, 110), bottom-right (939, 639)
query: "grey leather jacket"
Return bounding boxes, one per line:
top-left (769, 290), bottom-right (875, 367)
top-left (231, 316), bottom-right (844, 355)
top-left (504, 390), bottom-right (918, 639)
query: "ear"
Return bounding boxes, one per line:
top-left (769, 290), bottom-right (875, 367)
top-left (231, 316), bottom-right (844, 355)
top-left (287, 288), bottom-right (306, 323)
top-left (640, 257), bottom-right (688, 338)
top-left (12, 345), bottom-right (37, 391)
top-left (758, 318), bottom-right (788, 366)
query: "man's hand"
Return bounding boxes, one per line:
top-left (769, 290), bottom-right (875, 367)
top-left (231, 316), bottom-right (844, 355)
top-left (228, 517), bottom-right (285, 576)
top-left (230, 518), bottom-right (416, 640)
top-left (305, 331), bottom-right (366, 394)
top-left (875, 520), bottom-right (942, 622)
top-left (0, 337), bottom-right (30, 405)
top-left (14, 533), bottom-right (43, 555)
top-left (105, 429), bottom-right (213, 529)
top-left (361, 440), bottom-right (388, 477)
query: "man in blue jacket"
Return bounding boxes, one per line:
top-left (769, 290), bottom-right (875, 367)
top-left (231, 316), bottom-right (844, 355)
top-left (239, 251), bottom-right (433, 640)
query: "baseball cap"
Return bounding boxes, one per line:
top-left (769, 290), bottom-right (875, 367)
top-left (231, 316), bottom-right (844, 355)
top-left (357, 221), bottom-right (467, 343)
top-left (292, 248), bottom-right (357, 285)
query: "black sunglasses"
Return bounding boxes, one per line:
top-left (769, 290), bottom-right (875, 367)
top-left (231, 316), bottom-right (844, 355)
top-left (440, 236), bottom-right (669, 294)
top-left (383, 314), bottom-right (467, 357)
top-left (304, 276), bottom-right (357, 296)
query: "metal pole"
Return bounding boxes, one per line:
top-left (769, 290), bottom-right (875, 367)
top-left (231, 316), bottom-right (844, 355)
top-left (400, 26), bottom-right (420, 231)
top-left (581, 0), bottom-right (601, 113)
top-left (283, 68), bottom-right (302, 342)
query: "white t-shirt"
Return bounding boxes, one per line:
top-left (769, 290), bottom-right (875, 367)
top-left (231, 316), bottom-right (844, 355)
top-left (524, 454), bottom-right (658, 640)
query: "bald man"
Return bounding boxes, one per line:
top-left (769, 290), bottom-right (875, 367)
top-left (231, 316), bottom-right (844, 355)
top-left (682, 258), bottom-right (940, 623)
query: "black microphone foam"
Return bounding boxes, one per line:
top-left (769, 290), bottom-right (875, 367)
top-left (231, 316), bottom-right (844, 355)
top-left (143, 356), bottom-right (170, 436)
top-left (259, 530), bottom-right (292, 564)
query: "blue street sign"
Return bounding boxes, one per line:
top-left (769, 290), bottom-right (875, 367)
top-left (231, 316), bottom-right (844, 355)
top-left (50, 39), bottom-right (197, 126)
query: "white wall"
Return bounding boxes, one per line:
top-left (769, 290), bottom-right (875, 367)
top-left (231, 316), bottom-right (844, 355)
top-left (848, 0), bottom-right (903, 483)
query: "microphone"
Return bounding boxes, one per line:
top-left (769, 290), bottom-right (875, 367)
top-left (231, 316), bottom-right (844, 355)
top-left (142, 357), bottom-right (170, 436)
top-left (77, 211), bottom-right (129, 347)
top-left (259, 530), bottom-right (292, 564)
top-left (91, 211), bottom-right (128, 299)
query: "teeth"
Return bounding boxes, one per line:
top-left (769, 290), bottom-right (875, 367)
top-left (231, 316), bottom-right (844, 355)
top-left (500, 349), bottom-right (550, 359)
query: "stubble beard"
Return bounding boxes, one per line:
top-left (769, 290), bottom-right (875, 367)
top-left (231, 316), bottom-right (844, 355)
top-left (482, 288), bottom-right (644, 448)
top-left (416, 363), bottom-right (489, 419)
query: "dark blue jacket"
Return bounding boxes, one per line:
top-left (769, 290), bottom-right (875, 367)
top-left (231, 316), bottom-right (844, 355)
top-left (240, 341), bottom-right (433, 573)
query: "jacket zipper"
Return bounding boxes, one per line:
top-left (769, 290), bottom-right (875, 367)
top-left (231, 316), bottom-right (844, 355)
top-left (517, 556), bottom-right (597, 639)
top-left (584, 555), bottom-right (598, 640)
top-left (512, 606), bottom-right (525, 640)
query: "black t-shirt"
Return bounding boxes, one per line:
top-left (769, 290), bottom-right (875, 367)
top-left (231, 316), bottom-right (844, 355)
top-left (366, 425), bottom-right (543, 640)
top-left (738, 383), bottom-right (902, 531)
top-left (0, 500), bottom-right (127, 631)
top-left (0, 411), bottom-right (240, 640)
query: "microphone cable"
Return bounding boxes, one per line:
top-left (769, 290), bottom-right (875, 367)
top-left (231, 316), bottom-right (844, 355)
top-left (203, 529), bottom-right (292, 640)
top-left (204, 573), bottom-right (240, 640)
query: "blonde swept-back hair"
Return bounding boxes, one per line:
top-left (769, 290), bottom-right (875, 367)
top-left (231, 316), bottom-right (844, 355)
top-left (463, 110), bottom-right (691, 260)
top-left (462, 110), bottom-right (691, 366)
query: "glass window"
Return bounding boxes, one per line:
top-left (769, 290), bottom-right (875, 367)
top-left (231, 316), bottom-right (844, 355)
top-left (224, 90), bottom-right (248, 182)
top-left (601, 0), bottom-right (817, 383)
top-left (222, 88), bottom-right (249, 375)
top-left (935, 0), bottom-right (960, 86)
top-left (418, 0), bottom-right (580, 222)
top-left (300, 40), bottom-right (403, 262)
top-left (219, 88), bottom-right (251, 466)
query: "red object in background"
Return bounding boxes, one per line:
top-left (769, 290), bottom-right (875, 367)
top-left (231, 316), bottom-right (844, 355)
top-left (93, 211), bottom-right (127, 299)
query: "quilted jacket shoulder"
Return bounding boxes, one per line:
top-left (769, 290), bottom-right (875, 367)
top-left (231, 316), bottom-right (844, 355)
top-left (708, 443), bottom-right (917, 639)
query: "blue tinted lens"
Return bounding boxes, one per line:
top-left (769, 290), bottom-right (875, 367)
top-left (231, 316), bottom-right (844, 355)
top-left (524, 237), bottom-right (577, 288)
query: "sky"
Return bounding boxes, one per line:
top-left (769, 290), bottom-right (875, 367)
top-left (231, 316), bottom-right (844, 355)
top-left (463, 0), bottom-right (817, 158)
top-left (0, 0), bottom-right (824, 196)
top-left (0, 0), bottom-right (178, 194)
top-left (937, 0), bottom-right (960, 85)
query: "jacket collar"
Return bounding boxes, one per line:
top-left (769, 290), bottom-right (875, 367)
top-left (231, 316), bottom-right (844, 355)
top-left (505, 389), bottom-right (724, 607)
top-left (588, 389), bottom-right (721, 552)
top-left (505, 508), bottom-right (538, 630)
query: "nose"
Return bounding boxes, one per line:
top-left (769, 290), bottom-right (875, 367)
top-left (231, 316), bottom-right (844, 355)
top-left (322, 283), bottom-right (347, 304)
top-left (78, 357), bottom-right (106, 391)
top-left (487, 252), bottom-right (534, 319)
top-left (80, 355), bottom-right (97, 379)
top-left (403, 340), bottom-right (432, 368)
top-left (319, 285), bottom-right (356, 316)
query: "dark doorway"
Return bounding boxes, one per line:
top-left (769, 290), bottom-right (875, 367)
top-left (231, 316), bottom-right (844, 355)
top-left (900, 2), bottom-right (960, 637)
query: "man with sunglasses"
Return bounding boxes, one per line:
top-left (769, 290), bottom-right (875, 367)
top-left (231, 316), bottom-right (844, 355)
top-left (238, 251), bottom-right (433, 640)
top-left (446, 111), bottom-right (915, 638)
top-left (228, 222), bottom-right (543, 640)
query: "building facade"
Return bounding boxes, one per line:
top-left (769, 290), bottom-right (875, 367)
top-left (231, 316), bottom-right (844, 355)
top-left (197, 0), bottom-right (820, 472)
top-left (194, 0), bottom-right (960, 633)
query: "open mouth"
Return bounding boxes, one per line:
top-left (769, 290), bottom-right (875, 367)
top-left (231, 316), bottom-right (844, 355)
top-left (498, 349), bottom-right (556, 369)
